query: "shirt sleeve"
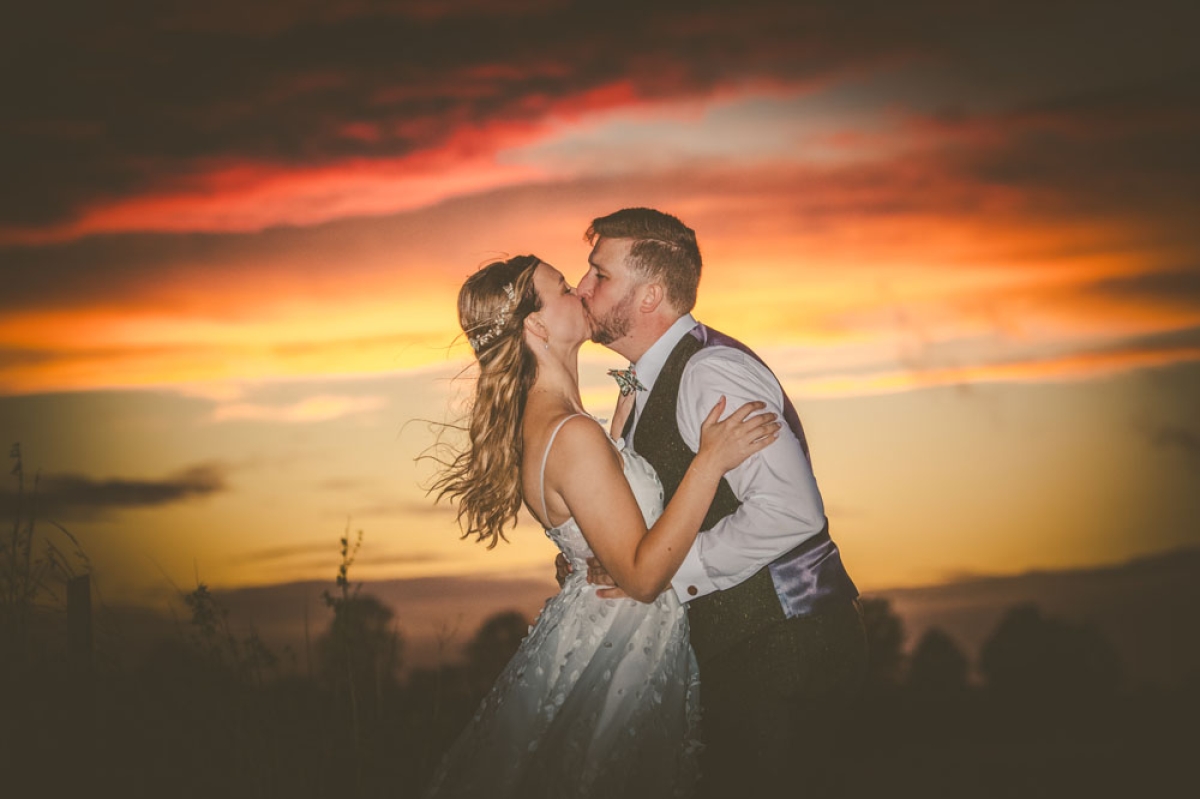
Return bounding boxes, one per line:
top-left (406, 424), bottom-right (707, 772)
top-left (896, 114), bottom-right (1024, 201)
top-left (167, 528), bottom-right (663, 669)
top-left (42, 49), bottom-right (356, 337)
top-left (669, 347), bottom-right (827, 603)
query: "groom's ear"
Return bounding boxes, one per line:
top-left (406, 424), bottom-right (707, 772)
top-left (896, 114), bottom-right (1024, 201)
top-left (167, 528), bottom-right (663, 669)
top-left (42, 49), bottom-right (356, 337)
top-left (639, 282), bottom-right (665, 313)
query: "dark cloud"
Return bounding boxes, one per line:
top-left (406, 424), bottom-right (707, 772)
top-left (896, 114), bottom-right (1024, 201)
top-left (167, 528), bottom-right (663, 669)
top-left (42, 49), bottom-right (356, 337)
top-left (0, 342), bottom-right (232, 395)
top-left (1149, 425), bottom-right (1200, 458)
top-left (1104, 324), bottom-right (1200, 354)
top-left (0, 462), bottom-right (227, 520)
top-left (0, 348), bottom-right (59, 370)
top-left (963, 99), bottom-right (1200, 237)
top-left (234, 543), bottom-right (441, 573)
top-left (1084, 268), bottom-right (1200, 309)
top-left (0, 220), bottom-right (420, 312)
top-left (0, 0), bottom-right (1196, 328)
top-left (2, 146), bottom-right (1194, 321)
top-left (0, 232), bottom-right (215, 311)
top-left (239, 542), bottom-right (346, 563)
top-left (148, 0), bottom-right (564, 35)
top-left (20, 0), bottom-right (1181, 229)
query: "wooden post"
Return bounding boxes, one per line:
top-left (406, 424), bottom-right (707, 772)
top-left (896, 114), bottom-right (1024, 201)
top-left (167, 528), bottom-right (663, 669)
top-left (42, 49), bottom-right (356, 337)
top-left (67, 573), bottom-right (92, 666)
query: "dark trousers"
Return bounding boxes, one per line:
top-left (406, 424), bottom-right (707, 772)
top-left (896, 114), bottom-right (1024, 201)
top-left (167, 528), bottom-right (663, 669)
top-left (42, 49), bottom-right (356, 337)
top-left (696, 600), bottom-right (867, 798)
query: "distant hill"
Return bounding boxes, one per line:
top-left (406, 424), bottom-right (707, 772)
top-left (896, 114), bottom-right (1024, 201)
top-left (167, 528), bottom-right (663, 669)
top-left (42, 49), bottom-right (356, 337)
top-left (103, 572), bottom-right (564, 674)
top-left (100, 547), bottom-right (1200, 685)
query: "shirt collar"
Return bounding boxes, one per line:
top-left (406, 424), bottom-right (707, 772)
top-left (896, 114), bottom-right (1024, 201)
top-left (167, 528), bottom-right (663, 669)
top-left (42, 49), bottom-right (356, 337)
top-left (633, 313), bottom-right (698, 400)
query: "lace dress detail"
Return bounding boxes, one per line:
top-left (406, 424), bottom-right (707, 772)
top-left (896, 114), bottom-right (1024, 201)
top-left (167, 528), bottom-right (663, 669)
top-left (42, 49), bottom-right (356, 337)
top-left (424, 414), bottom-right (700, 798)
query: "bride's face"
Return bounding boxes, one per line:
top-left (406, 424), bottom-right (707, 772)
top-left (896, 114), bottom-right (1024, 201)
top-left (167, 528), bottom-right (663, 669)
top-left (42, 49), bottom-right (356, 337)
top-left (532, 261), bottom-right (589, 346)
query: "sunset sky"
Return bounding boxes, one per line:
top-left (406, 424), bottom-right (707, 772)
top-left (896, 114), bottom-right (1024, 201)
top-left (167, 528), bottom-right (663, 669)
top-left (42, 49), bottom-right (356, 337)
top-left (2, 0), bottom-right (1198, 629)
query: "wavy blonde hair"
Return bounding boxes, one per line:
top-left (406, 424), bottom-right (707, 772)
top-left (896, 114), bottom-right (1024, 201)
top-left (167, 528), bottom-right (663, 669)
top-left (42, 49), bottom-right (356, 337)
top-left (430, 255), bottom-right (542, 548)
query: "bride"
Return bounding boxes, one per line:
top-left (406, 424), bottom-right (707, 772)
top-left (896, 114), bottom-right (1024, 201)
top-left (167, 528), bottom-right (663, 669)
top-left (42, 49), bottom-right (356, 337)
top-left (425, 254), bottom-right (779, 798)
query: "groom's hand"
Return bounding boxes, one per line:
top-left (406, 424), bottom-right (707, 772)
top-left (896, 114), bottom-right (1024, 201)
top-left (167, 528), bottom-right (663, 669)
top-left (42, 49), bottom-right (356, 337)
top-left (554, 553), bottom-right (573, 588)
top-left (586, 556), bottom-right (615, 586)
top-left (587, 557), bottom-right (630, 599)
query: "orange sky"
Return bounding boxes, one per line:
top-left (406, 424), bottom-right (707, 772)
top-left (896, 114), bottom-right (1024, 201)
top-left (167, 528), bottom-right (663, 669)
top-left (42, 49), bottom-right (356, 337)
top-left (2, 0), bottom-right (1198, 619)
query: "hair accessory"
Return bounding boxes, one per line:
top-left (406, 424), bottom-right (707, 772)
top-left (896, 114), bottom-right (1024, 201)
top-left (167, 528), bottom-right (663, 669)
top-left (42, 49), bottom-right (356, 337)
top-left (469, 283), bottom-right (518, 352)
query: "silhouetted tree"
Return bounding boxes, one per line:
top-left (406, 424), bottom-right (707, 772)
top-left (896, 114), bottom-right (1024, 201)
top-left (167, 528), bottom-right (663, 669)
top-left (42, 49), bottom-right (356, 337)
top-left (466, 610), bottom-right (528, 693)
top-left (980, 604), bottom-right (1121, 699)
top-left (907, 627), bottom-right (969, 694)
top-left (320, 593), bottom-right (404, 705)
top-left (860, 597), bottom-right (905, 691)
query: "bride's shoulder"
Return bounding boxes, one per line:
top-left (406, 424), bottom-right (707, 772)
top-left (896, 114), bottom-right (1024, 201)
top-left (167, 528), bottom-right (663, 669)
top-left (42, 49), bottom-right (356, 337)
top-left (551, 412), bottom-right (606, 443)
top-left (547, 414), bottom-right (620, 464)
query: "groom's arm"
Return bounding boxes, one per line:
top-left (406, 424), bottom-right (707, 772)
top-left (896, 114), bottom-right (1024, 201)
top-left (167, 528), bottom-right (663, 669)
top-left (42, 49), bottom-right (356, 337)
top-left (669, 347), bottom-right (826, 603)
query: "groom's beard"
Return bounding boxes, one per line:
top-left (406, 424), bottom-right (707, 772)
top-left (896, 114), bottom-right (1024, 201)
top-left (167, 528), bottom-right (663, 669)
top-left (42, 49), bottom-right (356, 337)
top-left (585, 288), bottom-right (636, 346)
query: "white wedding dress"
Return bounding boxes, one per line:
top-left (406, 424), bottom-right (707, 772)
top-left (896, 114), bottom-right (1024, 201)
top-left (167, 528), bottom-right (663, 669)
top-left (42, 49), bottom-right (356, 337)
top-left (424, 414), bottom-right (701, 798)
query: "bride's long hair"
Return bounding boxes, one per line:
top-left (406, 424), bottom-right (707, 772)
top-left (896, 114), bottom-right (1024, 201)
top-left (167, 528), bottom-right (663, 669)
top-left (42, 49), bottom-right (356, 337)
top-left (430, 255), bottom-right (542, 548)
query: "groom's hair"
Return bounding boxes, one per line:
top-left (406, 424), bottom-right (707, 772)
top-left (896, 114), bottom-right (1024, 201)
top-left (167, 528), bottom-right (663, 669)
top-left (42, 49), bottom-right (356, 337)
top-left (586, 208), bottom-right (702, 313)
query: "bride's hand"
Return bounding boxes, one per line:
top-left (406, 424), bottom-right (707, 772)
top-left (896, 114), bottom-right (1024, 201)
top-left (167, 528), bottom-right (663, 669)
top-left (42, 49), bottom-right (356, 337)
top-left (694, 397), bottom-right (780, 476)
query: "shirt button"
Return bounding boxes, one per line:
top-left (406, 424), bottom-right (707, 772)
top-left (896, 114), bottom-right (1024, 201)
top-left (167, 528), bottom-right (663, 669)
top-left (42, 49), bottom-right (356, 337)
top-left (687, 585), bottom-right (698, 596)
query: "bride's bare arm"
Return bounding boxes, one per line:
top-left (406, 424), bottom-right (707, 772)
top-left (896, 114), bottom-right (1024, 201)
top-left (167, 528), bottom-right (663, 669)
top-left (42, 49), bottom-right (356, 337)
top-left (548, 400), bottom-right (778, 602)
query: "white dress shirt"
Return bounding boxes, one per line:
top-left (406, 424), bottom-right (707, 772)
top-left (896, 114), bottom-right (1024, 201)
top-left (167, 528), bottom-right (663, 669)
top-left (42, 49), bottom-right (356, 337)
top-left (621, 315), bottom-right (827, 603)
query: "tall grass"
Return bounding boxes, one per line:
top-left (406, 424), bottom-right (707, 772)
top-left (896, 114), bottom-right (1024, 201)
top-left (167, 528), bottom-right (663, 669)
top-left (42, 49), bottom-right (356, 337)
top-left (1, 443), bottom-right (91, 667)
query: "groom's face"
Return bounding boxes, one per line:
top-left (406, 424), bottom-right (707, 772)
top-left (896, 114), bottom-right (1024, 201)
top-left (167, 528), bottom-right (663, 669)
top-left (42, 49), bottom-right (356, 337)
top-left (578, 237), bottom-right (639, 347)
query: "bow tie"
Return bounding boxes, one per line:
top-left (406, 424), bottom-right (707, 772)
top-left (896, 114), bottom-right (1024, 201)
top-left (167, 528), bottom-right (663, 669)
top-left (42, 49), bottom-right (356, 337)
top-left (607, 366), bottom-right (646, 397)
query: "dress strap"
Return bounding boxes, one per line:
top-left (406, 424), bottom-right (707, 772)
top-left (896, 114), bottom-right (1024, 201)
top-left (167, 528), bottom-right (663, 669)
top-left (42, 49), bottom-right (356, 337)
top-left (539, 413), bottom-right (587, 527)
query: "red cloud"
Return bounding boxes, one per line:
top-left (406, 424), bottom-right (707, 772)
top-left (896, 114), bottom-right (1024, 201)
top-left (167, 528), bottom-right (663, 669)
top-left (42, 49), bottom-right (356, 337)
top-left (0, 80), bottom-right (652, 246)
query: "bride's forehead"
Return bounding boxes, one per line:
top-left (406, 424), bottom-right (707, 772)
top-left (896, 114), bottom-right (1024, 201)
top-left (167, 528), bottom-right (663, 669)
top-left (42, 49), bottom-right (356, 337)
top-left (535, 262), bottom-right (563, 282)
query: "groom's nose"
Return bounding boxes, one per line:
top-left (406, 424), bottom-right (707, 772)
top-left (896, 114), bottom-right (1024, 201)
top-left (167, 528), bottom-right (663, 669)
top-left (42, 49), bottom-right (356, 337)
top-left (576, 273), bottom-right (594, 299)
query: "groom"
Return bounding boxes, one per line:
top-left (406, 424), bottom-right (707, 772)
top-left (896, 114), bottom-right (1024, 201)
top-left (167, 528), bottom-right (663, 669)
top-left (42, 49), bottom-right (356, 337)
top-left (574, 208), bottom-right (867, 796)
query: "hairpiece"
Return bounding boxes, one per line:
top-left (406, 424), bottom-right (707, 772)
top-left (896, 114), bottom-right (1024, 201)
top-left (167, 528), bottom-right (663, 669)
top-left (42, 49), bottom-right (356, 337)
top-left (469, 282), bottom-right (518, 352)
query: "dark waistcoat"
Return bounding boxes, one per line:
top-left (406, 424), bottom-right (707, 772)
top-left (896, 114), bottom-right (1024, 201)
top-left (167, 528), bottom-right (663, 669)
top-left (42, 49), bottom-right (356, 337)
top-left (630, 324), bottom-right (858, 662)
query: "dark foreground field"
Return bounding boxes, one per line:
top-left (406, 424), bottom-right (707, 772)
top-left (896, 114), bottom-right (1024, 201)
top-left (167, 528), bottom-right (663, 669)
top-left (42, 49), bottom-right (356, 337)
top-left (4, 585), bottom-right (1196, 799)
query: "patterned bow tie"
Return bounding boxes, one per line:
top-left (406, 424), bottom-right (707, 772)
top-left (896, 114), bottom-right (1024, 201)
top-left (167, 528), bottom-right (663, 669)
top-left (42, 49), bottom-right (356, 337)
top-left (607, 366), bottom-right (646, 397)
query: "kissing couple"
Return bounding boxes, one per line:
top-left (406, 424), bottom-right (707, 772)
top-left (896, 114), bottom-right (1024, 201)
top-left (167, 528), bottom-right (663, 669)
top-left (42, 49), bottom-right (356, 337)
top-left (427, 208), bottom-right (866, 798)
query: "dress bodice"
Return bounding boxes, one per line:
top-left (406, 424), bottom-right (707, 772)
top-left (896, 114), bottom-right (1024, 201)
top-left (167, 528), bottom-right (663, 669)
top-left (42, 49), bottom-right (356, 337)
top-left (541, 419), bottom-right (665, 568)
